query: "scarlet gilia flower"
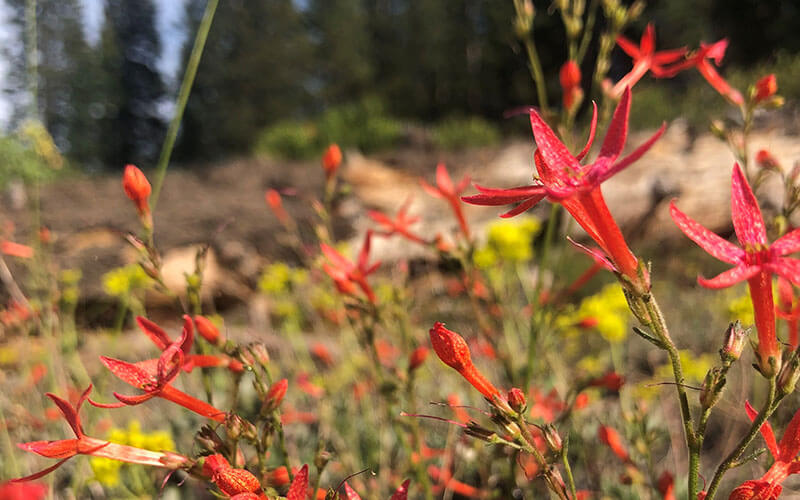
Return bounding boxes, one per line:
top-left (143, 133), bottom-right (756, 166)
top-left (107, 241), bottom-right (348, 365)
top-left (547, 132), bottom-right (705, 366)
top-left (464, 88), bottom-right (664, 289)
top-left (670, 163), bottom-right (800, 376)
top-left (777, 277), bottom-right (800, 349)
top-left (320, 231), bottom-right (380, 304)
top-left (665, 39), bottom-right (744, 105)
top-left (368, 198), bottom-right (427, 244)
top-left (91, 319), bottom-right (227, 422)
top-left (265, 189), bottom-right (290, 226)
top-left (203, 454), bottom-right (266, 499)
top-left (559, 60), bottom-right (582, 110)
top-left (429, 322), bottom-right (500, 400)
top-left (598, 425), bottom-right (630, 462)
top-left (122, 164), bottom-right (152, 216)
top-left (0, 481), bottom-right (47, 500)
top-left (421, 163), bottom-right (472, 239)
top-left (13, 385), bottom-right (186, 482)
top-left (343, 478), bottom-right (410, 500)
top-left (727, 402), bottom-right (800, 500)
top-left (194, 315), bottom-right (224, 346)
top-left (753, 74), bottom-right (778, 103)
top-left (612, 23), bottom-right (687, 97)
top-left (322, 144), bottom-right (343, 180)
top-left (263, 378), bottom-right (288, 412)
top-left (286, 464), bottom-right (309, 500)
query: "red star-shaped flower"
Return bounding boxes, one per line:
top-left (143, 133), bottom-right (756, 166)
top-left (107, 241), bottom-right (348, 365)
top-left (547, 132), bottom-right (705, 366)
top-left (463, 87), bottom-right (664, 286)
top-left (670, 163), bottom-right (800, 374)
top-left (421, 163), bottom-right (472, 239)
top-left (321, 231), bottom-right (381, 304)
top-left (611, 23), bottom-right (687, 97)
top-left (662, 39), bottom-right (743, 105)
top-left (368, 198), bottom-right (427, 245)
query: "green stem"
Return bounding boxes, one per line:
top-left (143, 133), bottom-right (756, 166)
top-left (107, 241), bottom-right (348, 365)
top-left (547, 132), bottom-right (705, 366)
top-left (25, 0), bottom-right (37, 119)
top-left (561, 438), bottom-right (577, 499)
top-left (704, 378), bottom-right (779, 499)
top-left (522, 36), bottom-right (550, 116)
top-left (150, 0), bottom-right (219, 210)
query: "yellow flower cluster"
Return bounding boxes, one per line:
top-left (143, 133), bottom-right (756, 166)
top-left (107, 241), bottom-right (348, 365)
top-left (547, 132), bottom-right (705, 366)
top-left (258, 262), bottom-right (309, 295)
top-left (90, 420), bottom-right (175, 488)
top-left (473, 216), bottom-right (542, 268)
top-left (559, 283), bottom-right (631, 344)
top-left (102, 265), bottom-right (151, 297)
top-left (727, 290), bottom-right (755, 326)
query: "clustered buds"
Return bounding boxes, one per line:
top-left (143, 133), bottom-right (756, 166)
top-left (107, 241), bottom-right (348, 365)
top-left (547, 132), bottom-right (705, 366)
top-left (429, 322), bottom-right (500, 399)
top-left (122, 164), bottom-right (152, 217)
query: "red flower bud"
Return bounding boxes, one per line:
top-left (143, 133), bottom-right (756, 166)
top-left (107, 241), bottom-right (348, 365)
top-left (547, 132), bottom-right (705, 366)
top-left (408, 346), bottom-right (429, 371)
top-left (194, 315), bottom-right (223, 345)
top-left (598, 425), bottom-right (629, 462)
top-left (559, 60), bottom-right (581, 89)
top-left (122, 164), bottom-right (151, 216)
top-left (507, 387), bottom-right (527, 413)
top-left (264, 378), bottom-right (288, 412)
top-left (429, 322), bottom-right (500, 399)
top-left (267, 466), bottom-right (291, 487)
top-left (755, 149), bottom-right (780, 172)
top-left (322, 144), bottom-right (342, 180)
top-left (265, 189), bottom-right (289, 225)
top-left (754, 74), bottom-right (777, 103)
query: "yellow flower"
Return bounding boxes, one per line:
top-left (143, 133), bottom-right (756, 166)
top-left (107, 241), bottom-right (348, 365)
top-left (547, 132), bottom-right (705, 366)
top-left (485, 216), bottom-right (542, 263)
top-left (577, 284), bottom-right (630, 343)
top-left (90, 420), bottom-right (175, 488)
top-left (102, 265), bottom-right (151, 297)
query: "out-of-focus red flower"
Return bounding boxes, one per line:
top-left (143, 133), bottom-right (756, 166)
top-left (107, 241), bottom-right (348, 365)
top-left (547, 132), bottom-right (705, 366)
top-left (368, 198), bottom-right (427, 244)
top-left (587, 372), bottom-right (625, 392)
top-left (194, 315), bottom-right (224, 346)
top-left (321, 231), bottom-right (380, 304)
top-left (375, 339), bottom-right (400, 367)
top-left (559, 60), bottom-right (583, 110)
top-left (309, 342), bottom-right (334, 367)
top-left (755, 149), bottom-right (781, 172)
top-left (429, 322), bottom-right (500, 400)
top-left (728, 401), bottom-right (800, 500)
top-left (322, 144), bottom-right (343, 180)
top-left (408, 346), bottom-right (429, 372)
top-left (421, 163), bottom-right (472, 240)
top-left (598, 425), bottom-right (630, 462)
top-left (1, 241), bottom-right (33, 258)
top-left (671, 163), bottom-right (800, 376)
top-left (122, 164), bottom-right (152, 216)
top-left (0, 480), bottom-right (47, 500)
top-left (658, 471), bottom-right (675, 500)
top-left (265, 189), bottom-right (290, 226)
top-left (266, 466), bottom-right (292, 487)
top-left (664, 39), bottom-right (743, 105)
top-left (264, 378), bottom-right (288, 412)
top-left (13, 386), bottom-right (187, 482)
top-left (296, 373), bottom-right (324, 398)
top-left (428, 465), bottom-right (481, 498)
top-left (611, 23), bottom-right (687, 97)
top-left (464, 88), bottom-right (663, 289)
top-left (777, 277), bottom-right (800, 349)
top-left (446, 393), bottom-right (472, 424)
top-left (754, 74), bottom-right (778, 103)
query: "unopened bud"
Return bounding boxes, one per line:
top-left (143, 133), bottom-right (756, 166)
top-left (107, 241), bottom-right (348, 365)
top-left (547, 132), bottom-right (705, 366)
top-left (196, 425), bottom-right (225, 454)
top-left (778, 352), bottom-right (800, 396)
top-left (627, 0), bottom-right (645, 20)
top-left (542, 424), bottom-right (563, 453)
top-left (250, 343), bottom-right (270, 366)
top-left (408, 346), bottom-right (429, 372)
top-left (755, 149), bottom-right (781, 173)
top-left (225, 414), bottom-right (257, 441)
top-left (699, 367), bottom-right (725, 410)
top-left (720, 321), bottom-right (748, 362)
top-left (507, 387), bottom-right (527, 413)
top-left (752, 74), bottom-right (777, 103)
top-left (263, 378), bottom-right (288, 412)
top-left (322, 144), bottom-right (342, 180)
top-left (122, 164), bottom-right (151, 216)
top-left (194, 315), bottom-right (224, 345)
top-left (315, 450), bottom-right (332, 471)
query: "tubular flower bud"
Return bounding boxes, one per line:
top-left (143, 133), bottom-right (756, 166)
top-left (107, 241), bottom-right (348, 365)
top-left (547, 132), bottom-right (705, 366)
top-left (122, 164), bottom-right (151, 216)
top-left (408, 346), bottom-right (429, 372)
top-left (194, 315), bottom-right (223, 345)
top-left (265, 189), bottom-right (289, 225)
top-left (542, 424), bottom-right (563, 453)
top-left (507, 388), bottom-right (527, 413)
top-left (559, 60), bottom-right (583, 110)
top-left (322, 144), bottom-right (342, 180)
top-left (753, 74), bottom-right (777, 103)
top-left (263, 378), bottom-right (288, 412)
top-left (720, 321), bottom-right (748, 362)
top-left (598, 425), bottom-right (629, 462)
top-left (429, 322), bottom-right (500, 399)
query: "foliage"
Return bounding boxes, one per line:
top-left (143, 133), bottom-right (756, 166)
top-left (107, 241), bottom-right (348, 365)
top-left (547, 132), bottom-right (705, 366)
top-left (430, 116), bottom-right (501, 150)
top-left (253, 121), bottom-right (319, 160)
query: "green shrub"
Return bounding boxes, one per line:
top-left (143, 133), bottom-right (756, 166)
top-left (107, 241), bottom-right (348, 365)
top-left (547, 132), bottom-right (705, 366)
top-left (253, 121), bottom-right (319, 160)
top-left (0, 135), bottom-right (58, 188)
top-left (317, 97), bottom-right (404, 152)
top-left (431, 116), bottom-right (501, 150)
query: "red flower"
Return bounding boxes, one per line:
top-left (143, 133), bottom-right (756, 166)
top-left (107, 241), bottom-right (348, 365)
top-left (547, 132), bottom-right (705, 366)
top-left (658, 471), bottom-right (676, 500)
top-left (612, 23), bottom-right (687, 97)
top-left (0, 481), bottom-right (47, 500)
top-left (368, 197), bottom-right (427, 244)
top-left (464, 88), bottom-right (664, 286)
top-left (587, 372), bottom-right (625, 392)
top-left (754, 74), bottom-right (778, 103)
top-left (263, 378), bottom-right (288, 412)
top-left (320, 231), bottom-right (380, 304)
top-left (755, 149), bottom-right (781, 172)
top-left (13, 386), bottom-right (186, 482)
top-left (421, 163), bottom-right (472, 239)
top-left (777, 277), bottom-right (800, 349)
top-left (322, 144), bottom-right (343, 180)
top-left (203, 454), bottom-right (266, 499)
top-left (559, 60), bottom-right (583, 110)
top-left (598, 425), bottom-right (630, 462)
top-left (728, 402), bottom-right (800, 500)
top-left (122, 164), bottom-right (152, 216)
top-left (1, 240), bottom-right (33, 258)
top-left (670, 163), bottom-right (800, 375)
top-left (665, 39), bottom-right (743, 105)
top-left (91, 320), bottom-right (227, 421)
top-left (408, 346), bottom-right (429, 371)
top-left (194, 315), bottom-right (224, 345)
top-left (265, 189), bottom-right (290, 226)
top-left (429, 322), bottom-right (500, 400)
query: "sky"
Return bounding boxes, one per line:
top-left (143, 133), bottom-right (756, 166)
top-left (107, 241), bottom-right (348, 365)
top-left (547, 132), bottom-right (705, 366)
top-left (0, 0), bottom-right (189, 127)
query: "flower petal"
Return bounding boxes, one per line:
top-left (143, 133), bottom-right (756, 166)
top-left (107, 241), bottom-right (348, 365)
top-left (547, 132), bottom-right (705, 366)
top-left (17, 439), bottom-right (78, 459)
top-left (463, 184), bottom-right (547, 205)
top-left (389, 479), bottom-right (411, 500)
top-left (344, 482), bottom-right (363, 500)
top-left (745, 400), bottom-right (779, 459)
top-left (435, 163), bottom-right (454, 197)
top-left (669, 200), bottom-right (744, 264)
top-left (286, 464), bottom-right (309, 500)
top-left (770, 257), bottom-right (800, 287)
top-left (778, 406), bottom-right (800, 462)
top-left (499, 196), bottom-right (545, 218)
top-left (100, 356), bottom-right (154, 389)
top-left (596, 87), bottom-right (631, 164)
top-left (615, 34), bottom-right (641, 59)
top-left (136, 317), bottom-right (171, 350)
top-left (566, 237), bottom-right (616, 272)
top-left (11, 458), bottom-right (72, 482)
top-left (772, 228), bottom-right (800, 256)
top-left (575, 102), bottom-right (598, 161)
top-left (320, 243), bottom-right (354, 272)
top-left (697, 265), bottom-right (760, 289)
top-left (731, 163), bottom-right (768, 246)
top-left (529, 111), bottom-right (581, 180)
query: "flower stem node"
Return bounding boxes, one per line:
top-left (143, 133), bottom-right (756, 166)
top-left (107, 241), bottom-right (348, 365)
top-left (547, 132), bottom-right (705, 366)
top-left (699, 367), bottom-right (726, 410)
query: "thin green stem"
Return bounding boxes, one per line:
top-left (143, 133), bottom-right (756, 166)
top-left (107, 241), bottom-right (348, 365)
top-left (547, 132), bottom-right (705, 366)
top-left (561, 438), bottom-right (577, 499)
top-left (522, 37), bottom-right (550, 116)
top-left (704, 378), bottom-right (779, 499)
top-left (150, 0), bottom-right (219, 210)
